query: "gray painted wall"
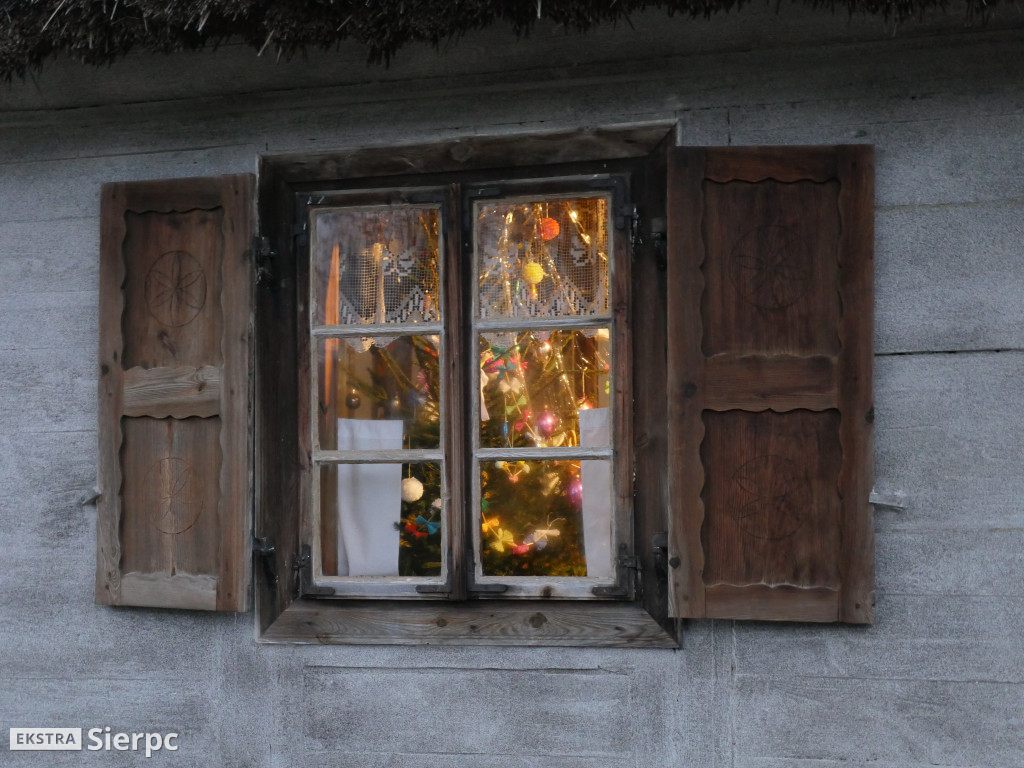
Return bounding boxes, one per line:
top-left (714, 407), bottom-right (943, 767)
top-left (1, 7), bottom-right (1022, 766)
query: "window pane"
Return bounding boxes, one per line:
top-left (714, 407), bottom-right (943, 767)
top-left (475, 195), bottom-right (610, 321)
top-left (312, 205), bottom-right (441, 328)
top-left (317, 335), bottom-right (442, 451)
top-left (320, 462), bottom-right (444, 578)
top-left (478, 459), bottom-right (612, 578)
top-left (478, 330), bottom-right (610, 449)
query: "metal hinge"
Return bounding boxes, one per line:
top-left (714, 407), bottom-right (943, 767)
top-left (650, 216), bottom-right (667, 271)
top-left (652, 531), bottom-right (669, 598)
top-left (294, 544), bottom-right (335, 597)
top-left (252, 536), bottom-right (278, 588)
top-left (627, 204), bottom-right (642, 258)
top-left (292, 221), bottom-right (309, 249)
top-left (253, 236), bottom-right (278, 288)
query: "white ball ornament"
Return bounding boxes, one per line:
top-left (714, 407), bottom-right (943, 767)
top-left (401, 477), bottom-right (424, 503)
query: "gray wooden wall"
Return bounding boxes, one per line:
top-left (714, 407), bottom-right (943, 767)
top-left (1, 6), bottom-right (1022, 766)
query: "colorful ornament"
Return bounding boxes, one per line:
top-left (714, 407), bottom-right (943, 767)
top-left (491, 528), bottom-right (515, 553)
top-left (567, 478), bottom-right (583, 508)
top-left (537, 411), bottom-right (560, 438)
top-left (387, 394), bottom-right (403, 415)
top-left (522, 261), bottom-right (546, 286)
top-left (401, 477), bottom-right (424, 503)
top-left (416, 515), bottom-right (440, 534)
top-left (538, 217), bottom-right (560, 241)
top-left (345, 388), bottom-right (361, 410)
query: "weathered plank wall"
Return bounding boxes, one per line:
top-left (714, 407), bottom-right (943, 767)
top-left (1, 6), bottom-right (1022, 766)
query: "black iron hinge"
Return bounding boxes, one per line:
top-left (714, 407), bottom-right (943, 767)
top-left (652, 530), bottom-right (669, 599)
top-left (253, 236), bottom-right (278, 288)
top-left (292, 221), bottom-right (309, 249)
top-left (650, 216), bottom-right (667, 271)
top-left (253, 536), bottom-right (278, 588)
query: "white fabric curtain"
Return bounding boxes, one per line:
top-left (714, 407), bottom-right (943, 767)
top-left (335, 418), bottom-right (403, 576)
top-left (579, 407), bottom-right (612, 578)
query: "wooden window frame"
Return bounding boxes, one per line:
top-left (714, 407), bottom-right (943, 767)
top-left (254, 126), bottom-right (679, 647)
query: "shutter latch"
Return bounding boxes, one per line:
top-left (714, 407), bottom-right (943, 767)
top-left (294, 544), bottom-right (335, 597)
top-left (591, 543), bottom-right (640, 597)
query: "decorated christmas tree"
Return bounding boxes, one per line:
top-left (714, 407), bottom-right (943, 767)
top-left (320, 196), bottom-right (611, 578)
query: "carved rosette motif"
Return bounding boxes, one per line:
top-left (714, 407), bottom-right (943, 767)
top-left (730, 454), bottom-right (809, 541)
top-left (145, 457), bottom-right (205, 535)
top-left (728, 225), bottom-right (811, 310)
top-left (145, 250), bottom-right (207, 327)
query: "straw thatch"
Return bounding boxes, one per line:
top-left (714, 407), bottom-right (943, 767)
top-left (0, 0), bottom-right (1005, 80)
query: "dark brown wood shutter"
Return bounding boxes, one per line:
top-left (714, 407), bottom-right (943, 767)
top-left (97, 175), bottom-right (254, 611)
top-left (666, 146), bottom-right (874, 623)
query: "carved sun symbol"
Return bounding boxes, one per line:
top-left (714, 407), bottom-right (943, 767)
top-left (146, 457), bottom-right (204, 535)
top-left (728, 225), bottom-right (811, 310)
top-left (145, 250), bottom-right (207, 327)
top-left (730, 455), bottom-right (809, 541)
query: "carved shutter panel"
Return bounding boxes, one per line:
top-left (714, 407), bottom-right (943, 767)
top-left (97, 175), bottom-right (254, 611)
top-left (666, 146), bottom-right (874, 623)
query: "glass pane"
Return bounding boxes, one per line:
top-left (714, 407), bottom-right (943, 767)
top-left (317, 335), bottom-right (441, 451)
top-left (478, 459), bottom-right (612, 578)
top-left (320, 462), bottom-right (443, 578)
top-left (475, 195), bottom-right (610, 321)
top-left (478, 330), bottom-right (610, 448)
top-left (312, 205), bottom-right (441, 328)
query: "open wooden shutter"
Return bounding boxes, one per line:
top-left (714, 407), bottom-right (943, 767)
top-left (666, 146), bottom-right (874, 623)
top-left (97, 175), bottom-right (254, 611)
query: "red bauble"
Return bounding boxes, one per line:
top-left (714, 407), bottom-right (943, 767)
top-left (538, 217), bottom-right (560, 241)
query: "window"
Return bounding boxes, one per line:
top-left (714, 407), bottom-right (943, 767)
top-left (304, 181), bottom-right (628, 603)
top-left (97, 129), bottom-right (875, 646)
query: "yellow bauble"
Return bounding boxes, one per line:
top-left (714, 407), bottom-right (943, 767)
top-left (522, 262), bottom-right (545, 285)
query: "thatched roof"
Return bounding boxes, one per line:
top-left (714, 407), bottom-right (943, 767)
top-left (0, 0), bottom-right (1004, 80)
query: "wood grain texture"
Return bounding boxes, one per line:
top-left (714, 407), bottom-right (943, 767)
top-left (260, 598), bottom-right (677, 647)
top-left (255, 165), bottom-right (302, 633)
top-left (700, 178), bottom-right (840, 357)
top-left (701, 410), bottom-right (842, 589)
top-left (96, 182), bottom-right (128, 606)
top-left (267, 126), bottom-right (672, 187)
top-left (703, 146), bottom-right (839, 183)
top-left (119, 572), bottom-right (217, 610)
top-left (666, 147), bottom-right (707, 618)
top-left (836, 145), bottom-right (876, 624)
top-left (443, 184), bottom-right (467, 600)
top-left (704, 584), bottom-right (838, 622)
top-left (122, 365), bottom-right (221, 418)
top-left (120, 416), bottom-right (222, 578)
top-left (632, 133), bottom-right (672, 633)
top-left (215, 172), bottom-right (255, 612)
top-left (666, 146), bottom-right (874, 623)
top-left (703, 355), bottom-right (837, 411)
top-left (96, 174), bottom-right (254, 612)
top-left (121, 209), bottom-right (224, 369)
